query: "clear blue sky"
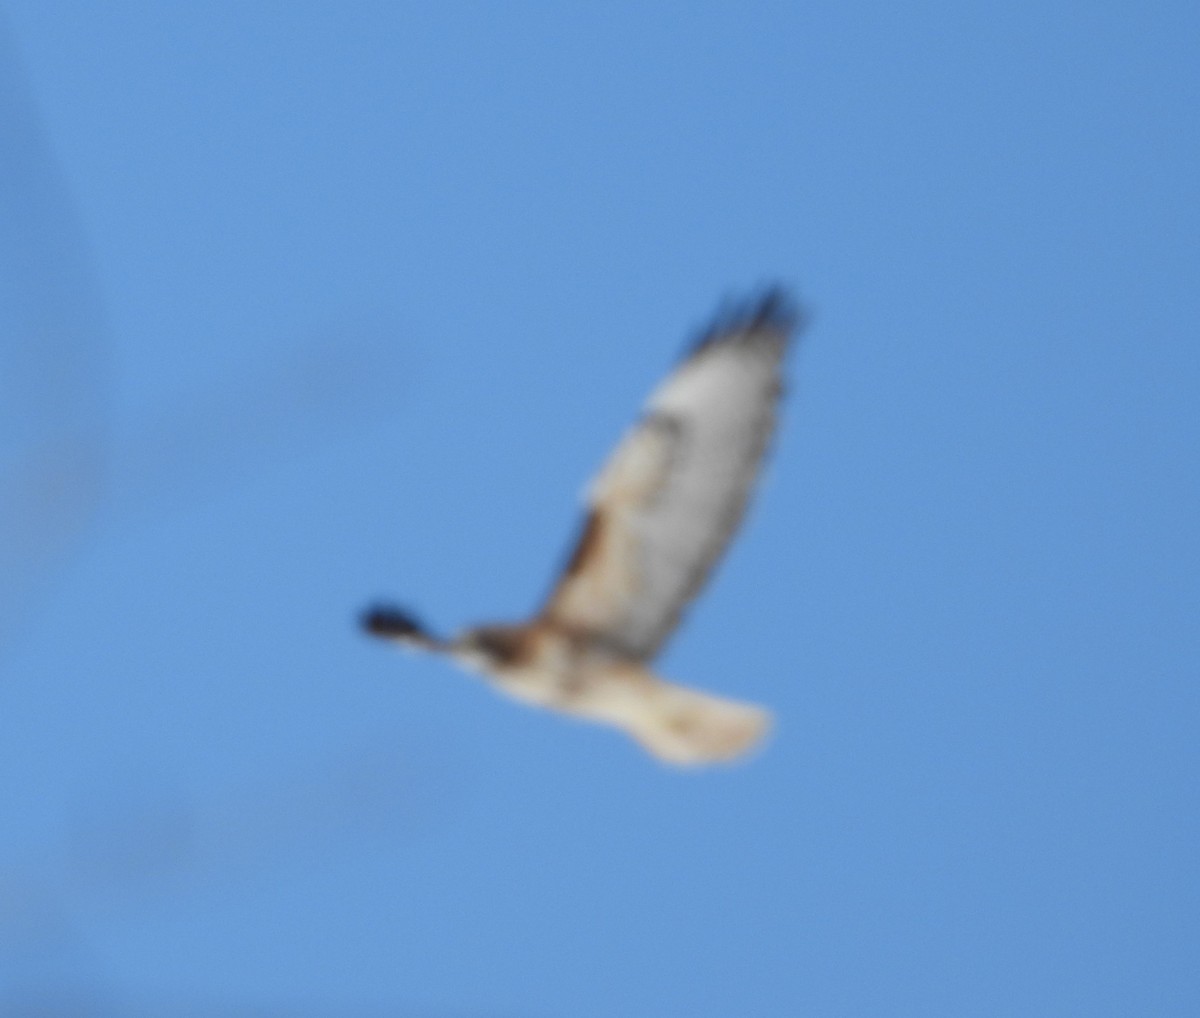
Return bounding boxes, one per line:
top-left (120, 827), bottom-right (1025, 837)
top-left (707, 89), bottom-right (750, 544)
top-left (1, 3), bottom-right (1197, 1015)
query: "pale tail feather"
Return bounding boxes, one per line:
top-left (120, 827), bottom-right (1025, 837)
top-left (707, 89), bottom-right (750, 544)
top-left (620, 680), bottom-right (772, 765)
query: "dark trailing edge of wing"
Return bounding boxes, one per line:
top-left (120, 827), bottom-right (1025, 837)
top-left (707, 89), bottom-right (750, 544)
top-left (688, 285), bottom-right (804, 354)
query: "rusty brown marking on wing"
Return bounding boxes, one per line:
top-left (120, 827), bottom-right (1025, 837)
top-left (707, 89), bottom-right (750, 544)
top-left (539, 414), bottom-right (679, 648)
top-left (539, 509), bottom-right (620, 641)
top-left (558, 510), bottom-right (604, 582)
top-left (540, 502), bottom-right (638, 642)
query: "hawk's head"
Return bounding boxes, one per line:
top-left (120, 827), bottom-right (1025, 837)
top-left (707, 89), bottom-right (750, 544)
top-left (361, 605), bottom-right (442, 651)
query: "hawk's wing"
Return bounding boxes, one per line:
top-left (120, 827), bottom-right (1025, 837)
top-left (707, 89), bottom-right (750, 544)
top-left (541, 290), bottom-right (802, 661)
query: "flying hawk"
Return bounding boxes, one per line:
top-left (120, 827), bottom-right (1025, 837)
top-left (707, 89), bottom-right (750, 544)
top-left (363, 289), bottom-right (804, 765)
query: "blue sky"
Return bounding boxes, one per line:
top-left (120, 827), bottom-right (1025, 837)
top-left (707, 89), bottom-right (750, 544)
top-left (1, 2), bottom-right (1197, 1014)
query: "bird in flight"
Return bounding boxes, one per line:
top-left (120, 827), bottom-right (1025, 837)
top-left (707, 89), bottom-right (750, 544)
top-left (363, 288), bottom-right (804, 765)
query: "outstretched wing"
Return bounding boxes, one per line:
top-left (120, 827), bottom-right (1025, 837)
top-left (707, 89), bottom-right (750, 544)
top-left (541, 289), bottom-right (802, 661)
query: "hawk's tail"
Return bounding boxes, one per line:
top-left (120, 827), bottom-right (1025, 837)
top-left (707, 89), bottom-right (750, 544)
top-left (626, 680), bottom-right (772, 766)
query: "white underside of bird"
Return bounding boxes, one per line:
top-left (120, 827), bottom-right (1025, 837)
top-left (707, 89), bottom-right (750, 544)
top-left (451, 626), bottom-right (771, 765)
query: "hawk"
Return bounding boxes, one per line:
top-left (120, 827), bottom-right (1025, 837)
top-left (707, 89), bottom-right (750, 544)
top-left (363, 288), bottom-right (804, 765)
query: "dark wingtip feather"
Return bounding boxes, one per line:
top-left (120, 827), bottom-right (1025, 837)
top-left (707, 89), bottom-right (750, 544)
top-left (690, 285), bottom-right (807, 353)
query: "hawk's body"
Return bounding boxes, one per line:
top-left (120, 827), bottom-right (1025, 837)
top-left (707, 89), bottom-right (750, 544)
top-left (364, 289), bottom-right (802, 765)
